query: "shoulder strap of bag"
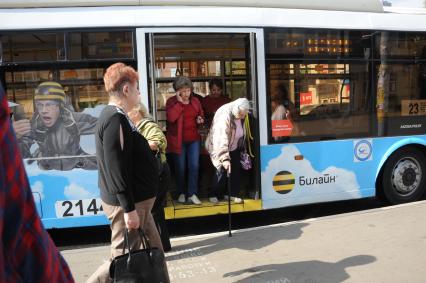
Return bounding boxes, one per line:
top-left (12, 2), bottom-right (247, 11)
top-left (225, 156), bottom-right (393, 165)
top-left (123, 228), bottom-right (152, 254)
top-left (244, 115), bottom-right (255, 158)
top-left (123, 228), bottom-right (131, 254)
top-left (137, 228), bottom-right (151, 250)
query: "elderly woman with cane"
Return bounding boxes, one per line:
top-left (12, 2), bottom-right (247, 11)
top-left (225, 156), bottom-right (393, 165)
top-left (205, 98), bottom-right (251, 204)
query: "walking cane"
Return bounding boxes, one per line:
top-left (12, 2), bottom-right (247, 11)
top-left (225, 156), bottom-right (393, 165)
top-left (227, 169), bottom-right (232, 237)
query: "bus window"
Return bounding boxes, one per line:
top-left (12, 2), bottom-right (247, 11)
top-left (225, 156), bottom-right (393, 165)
top-left (68, 31), bottom-right (134, 60)
top-left (266, 28), bottom-right (368, 59)
top-left (266, 28), bottom-right (373, 143)
top-left (374, 32), bottom-right (426, 60)
top-left (2, 30), bottom-right (137, 171)
top-left (374, 31), bottom-right (426, 136)
top-left (1, 30), bottom-right (134, 63)
top-left (1, 33), bottom-right (66, 62)
top-left (267, 62), bottom-right (371, 142)
top-left (375, 62), bottom-right (426, 136)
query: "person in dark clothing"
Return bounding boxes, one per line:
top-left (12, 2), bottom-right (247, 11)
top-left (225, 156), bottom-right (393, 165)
top-left (1, 84), bottom-right (75, 283)
top-left (88, 63), bottom-right (169, 283)
top-left (202, 78), bottom-right (231, 127)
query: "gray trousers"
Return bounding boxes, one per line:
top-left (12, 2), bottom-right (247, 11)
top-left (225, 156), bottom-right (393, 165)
top-left (86, 198), bottom-right (169, 283)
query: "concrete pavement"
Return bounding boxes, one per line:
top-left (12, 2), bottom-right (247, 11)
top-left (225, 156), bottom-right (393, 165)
top-left (62, 200), bottom-right (426, 283)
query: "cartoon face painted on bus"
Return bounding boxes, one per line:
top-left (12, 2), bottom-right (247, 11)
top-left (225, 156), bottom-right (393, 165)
top-left (13, 81), bottom-right (98, 171)
top-left (34, 99), bottom-right (61, 128)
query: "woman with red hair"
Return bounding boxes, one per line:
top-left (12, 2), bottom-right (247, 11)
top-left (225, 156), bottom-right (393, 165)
top-left (89, 63), bottom-right (169, 283)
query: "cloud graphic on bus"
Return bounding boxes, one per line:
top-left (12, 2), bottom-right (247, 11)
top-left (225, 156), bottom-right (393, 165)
top-left (64, 183), bottom-right (97, 199)
top-left (25, 162), bottom-right (99, 202)
top-left (262, 145), bottom-right (361, 208)
top-left (31, 181), bottom-right (45, 200)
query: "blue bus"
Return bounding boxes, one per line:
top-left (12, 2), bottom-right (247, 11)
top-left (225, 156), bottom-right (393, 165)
top-left (1, 0), bottom-right (426, 228)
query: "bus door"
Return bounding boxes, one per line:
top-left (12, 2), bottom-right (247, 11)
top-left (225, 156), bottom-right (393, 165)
top-left (136, 28), bottom-right (264, 217)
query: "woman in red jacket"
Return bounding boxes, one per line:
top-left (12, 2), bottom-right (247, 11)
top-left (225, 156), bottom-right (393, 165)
top-left (166, 76), bottom-right (204, 205)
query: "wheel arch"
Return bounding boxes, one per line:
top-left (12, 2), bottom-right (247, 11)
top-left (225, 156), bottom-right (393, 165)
top-left (375, 137), bottom-right (426, 194)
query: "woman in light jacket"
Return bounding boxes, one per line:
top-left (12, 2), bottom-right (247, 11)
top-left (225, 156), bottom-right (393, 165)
top-left (166, 76), bottom-right (204, 205)
top-left (128, 102), bottom-right (172, 252)
top-left (205, 98), bottom-right (250, 204)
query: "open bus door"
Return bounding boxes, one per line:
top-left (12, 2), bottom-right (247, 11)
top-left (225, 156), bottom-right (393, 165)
top-left (139, 29), bottom-right (262, 219)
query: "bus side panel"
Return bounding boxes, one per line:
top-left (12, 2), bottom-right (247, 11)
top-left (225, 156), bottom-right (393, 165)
top-left (375, 136), bottom-right (426, 179)
top-left (260, 136), bottom-right (426, 210)
top-left (25, 162), bottom-right (108, 229)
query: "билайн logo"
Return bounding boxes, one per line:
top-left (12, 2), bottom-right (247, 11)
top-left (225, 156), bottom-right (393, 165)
top-left (273, 171), bottom-right (295, 194)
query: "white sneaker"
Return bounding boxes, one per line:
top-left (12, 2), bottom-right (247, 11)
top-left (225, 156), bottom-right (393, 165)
top-left (232, 197), bottom-right (243, 204)
top-left (224, 195), bottom-right (243, 204)
top-left (209, 197), bottom-right (219, 204)
top-left (188, 194), bottom-right (202, 205)
top-left (177, 194), bottom-right (186, 203)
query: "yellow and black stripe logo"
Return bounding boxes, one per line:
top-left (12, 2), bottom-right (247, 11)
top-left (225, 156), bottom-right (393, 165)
top-left (273, 171), bottom-right (295, 194)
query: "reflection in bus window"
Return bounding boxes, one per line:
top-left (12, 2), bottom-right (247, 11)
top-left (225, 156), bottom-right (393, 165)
top-left (266, 29), bottom-right (368, 59)
top-left (268, 62), bottom-right (371, 142)
top-left (374, 32), bottom-right (426, 59)
top-left (271, 84), bottom-right (298, 140)
top-left (69, 31), bottom-right (134, 60)
top-left (59, 68), bottom-right (107, 111)
top-left (0, 30), bottom-right (134, 63)
top-left (1, 33), bottom-right (65, 62)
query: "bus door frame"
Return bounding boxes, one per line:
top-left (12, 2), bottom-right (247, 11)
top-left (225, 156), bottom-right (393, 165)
top-left (135, 27), bottom-right (267, 199)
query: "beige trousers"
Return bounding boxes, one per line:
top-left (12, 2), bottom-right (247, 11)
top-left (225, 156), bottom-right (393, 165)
top-left (86, 198), bottom-right (169, 283)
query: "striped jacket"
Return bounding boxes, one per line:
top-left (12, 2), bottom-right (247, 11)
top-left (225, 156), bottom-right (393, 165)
top-left (136, 118), bottom-right (167, 162)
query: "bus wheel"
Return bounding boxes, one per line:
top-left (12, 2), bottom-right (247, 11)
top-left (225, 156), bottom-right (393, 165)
top-left (382, 147), bottom-right (426, 204)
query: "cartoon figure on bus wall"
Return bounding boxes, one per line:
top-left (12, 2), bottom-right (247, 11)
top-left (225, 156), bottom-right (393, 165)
top-left (12, 81), bottom-right (98, 171)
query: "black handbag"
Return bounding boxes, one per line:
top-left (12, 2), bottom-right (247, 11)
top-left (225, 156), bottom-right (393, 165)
top-left (154, 150), bottom-right (164, 176)
top-left (109, 228), bottom-right (169, 283)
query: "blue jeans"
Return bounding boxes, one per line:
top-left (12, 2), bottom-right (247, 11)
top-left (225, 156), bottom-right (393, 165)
top-left (173, 141), bottom-right (200, 197)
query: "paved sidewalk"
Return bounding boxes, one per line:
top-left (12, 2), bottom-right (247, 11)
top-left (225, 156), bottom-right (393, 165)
top-left (62, 200), bottom-right (426, 283)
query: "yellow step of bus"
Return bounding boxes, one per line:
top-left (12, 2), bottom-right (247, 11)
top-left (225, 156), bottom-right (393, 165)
top-left (164, 199), bottom-right (262, 219)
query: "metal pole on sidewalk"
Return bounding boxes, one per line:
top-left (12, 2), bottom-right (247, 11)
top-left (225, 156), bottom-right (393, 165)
top-left (227, 170), bottom-right (232, 237)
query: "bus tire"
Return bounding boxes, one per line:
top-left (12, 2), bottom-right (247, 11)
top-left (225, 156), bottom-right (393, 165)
top-left (382, 147), bottom-right (426, 204)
